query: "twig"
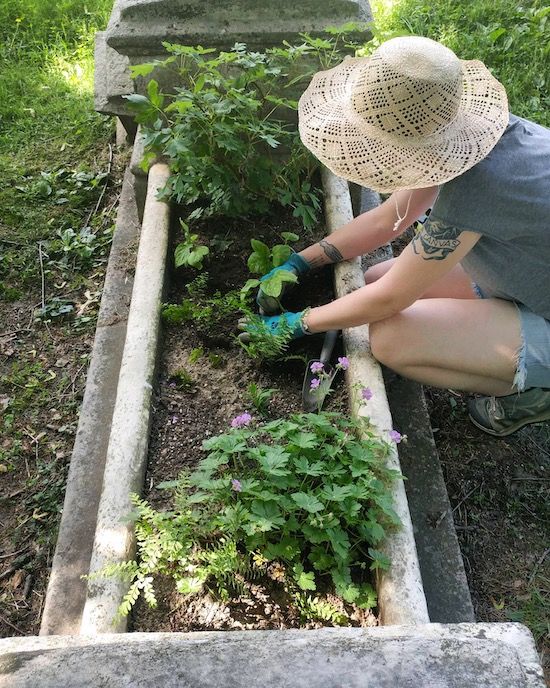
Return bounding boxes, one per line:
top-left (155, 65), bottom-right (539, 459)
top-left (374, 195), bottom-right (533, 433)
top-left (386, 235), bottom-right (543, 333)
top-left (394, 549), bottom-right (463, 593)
top-left (37, 241), bottom-right (46, 310)
top-left (451, 484), bottom-right (480, 514)
top-left (523, 433), bottom-right (550, 459)
top-left (0, 328), bottom-right (31, 338)
top-left (0, 613), bottom-right (25, 635)
top-left (529, 548), bottom-right (550, 585)
top-left (0, 545), bottom-right (29, 560)
top-left (84, 143), bottom-right (113, 232)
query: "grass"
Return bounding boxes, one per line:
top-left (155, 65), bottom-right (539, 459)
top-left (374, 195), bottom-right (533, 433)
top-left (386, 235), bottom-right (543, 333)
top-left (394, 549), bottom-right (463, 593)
top-left (370, 0), bottom-right (550, 127)
top-left (0, 1), bottom-right (114, 256)
top-left (0, 2), bottom-right (117, 635)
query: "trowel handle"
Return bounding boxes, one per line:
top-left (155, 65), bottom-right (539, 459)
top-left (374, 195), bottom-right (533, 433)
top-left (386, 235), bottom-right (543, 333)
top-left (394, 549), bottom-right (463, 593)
top-left (320, 329), bottom-right (339, 364)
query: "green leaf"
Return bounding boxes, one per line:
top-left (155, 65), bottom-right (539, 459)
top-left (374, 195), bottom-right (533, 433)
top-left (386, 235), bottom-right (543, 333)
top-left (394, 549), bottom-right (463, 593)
top-left (257, 447), bottom-right (290, 476)
top-left (260, 269), bottom-right (297, 298)
top-left (271, 244), bottom-right (291, 267)
top-left (288, 431), bottom-right (317, 449)
top-left (321, 484), bottom-right (355, 502)
top-left (309, 547), bottom-right (334, 572)
top-left (248, 500), bottom-right (285, 532)
top-left (368, 548), bottom-right (391, 572)
top-left (130, 63), bottom-right (157, 78)
top-left (240, 278), bottom-right (260, 300)
top-left (122, 93), bottom-right (151, 108)
top-left (147, 79), bottom-right (164, 108)
top-left (281, 232), bottom-right (300, 243)
top-left (327, 526), bottom-right (350, 560)
top-left (291, 492), bottom-right (324, 513)
top-left (292, 563), bottom-right (316, 591)
top-left (292, 457), bottom-right (324, 476)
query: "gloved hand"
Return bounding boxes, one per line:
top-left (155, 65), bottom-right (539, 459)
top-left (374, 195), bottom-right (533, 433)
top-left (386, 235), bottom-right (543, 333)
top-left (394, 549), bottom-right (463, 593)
top-left (257, 253), bottom-right (311, 315)
top-left (238, 310), bottom-right (310, 343)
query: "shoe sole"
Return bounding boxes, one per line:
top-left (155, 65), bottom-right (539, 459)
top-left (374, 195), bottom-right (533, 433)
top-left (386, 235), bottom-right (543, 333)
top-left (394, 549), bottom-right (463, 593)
top-left (468, 410), bottom-right (550, 437)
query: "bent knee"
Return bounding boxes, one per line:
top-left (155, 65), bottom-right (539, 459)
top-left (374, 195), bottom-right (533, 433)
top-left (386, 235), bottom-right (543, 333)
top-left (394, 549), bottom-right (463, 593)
top-left (364, 258), bottom-right (395, 285)
top-left (369, 315), bottom-right (404, 367)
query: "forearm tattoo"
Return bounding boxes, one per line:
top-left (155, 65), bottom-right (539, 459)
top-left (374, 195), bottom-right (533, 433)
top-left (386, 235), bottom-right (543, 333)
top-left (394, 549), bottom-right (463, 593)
top-left (319, 240), bottom-right (344, 263)
top-left (412, 219), bottom-right (461, 260)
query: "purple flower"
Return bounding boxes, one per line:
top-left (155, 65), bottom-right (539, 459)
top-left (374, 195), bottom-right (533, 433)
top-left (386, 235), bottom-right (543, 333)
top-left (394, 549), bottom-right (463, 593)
top-left (361, 387), bottom-right (373, 401)
top-left (310, 378), bottom-right (321, 390)
top-left (171, 415), bottom-right (179, 424)
top-left (231, 412), bottom-right (252, 428)
top-left (337, 356), bottom-right (349, 370)
top-left (231, 479), bottom-right (242, 492)
top-left (389, 430), bottom-right (403, 444)
top-left (310, 361), bottom-right (324, 374)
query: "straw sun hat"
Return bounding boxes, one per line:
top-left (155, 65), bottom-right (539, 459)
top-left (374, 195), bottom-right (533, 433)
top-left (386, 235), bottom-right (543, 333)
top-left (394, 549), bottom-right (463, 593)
top-left (298, 36), bottom-right (509, 192)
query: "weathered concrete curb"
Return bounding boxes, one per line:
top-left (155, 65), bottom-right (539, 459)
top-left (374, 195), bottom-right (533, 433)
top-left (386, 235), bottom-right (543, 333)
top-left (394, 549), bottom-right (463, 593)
top-left (80, 163), bottom-right (171, 634)
top-left (40, 168), bottom-right (141, 635)
top-left (322, 167), bottom-right (430, 625)
top-left (357, 186), bottom-right (475, 623)
top-left (0, 624), bottom-right (544, 688)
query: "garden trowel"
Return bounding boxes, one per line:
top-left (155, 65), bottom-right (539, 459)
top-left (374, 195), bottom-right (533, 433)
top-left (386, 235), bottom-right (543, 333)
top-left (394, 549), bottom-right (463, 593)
top-left (302, 329), bottom-right (339, 412)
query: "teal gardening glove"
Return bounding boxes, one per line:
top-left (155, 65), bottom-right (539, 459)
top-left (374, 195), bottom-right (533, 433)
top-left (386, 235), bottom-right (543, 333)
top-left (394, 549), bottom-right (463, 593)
top-left (257, 253), bottom-right (311, 315)
top-left (238, 310), bottom-right (311, 343)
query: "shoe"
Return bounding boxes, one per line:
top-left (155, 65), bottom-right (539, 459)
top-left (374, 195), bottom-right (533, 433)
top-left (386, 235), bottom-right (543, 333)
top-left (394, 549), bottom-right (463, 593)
top-left (468, 387), bottom-right (550, 437)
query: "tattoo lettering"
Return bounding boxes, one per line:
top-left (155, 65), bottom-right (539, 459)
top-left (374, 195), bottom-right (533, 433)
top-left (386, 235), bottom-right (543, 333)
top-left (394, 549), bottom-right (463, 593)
top-left (412, 219), bottom-right (461, 260)
top-left (318, 240), bottom-right (344, 264)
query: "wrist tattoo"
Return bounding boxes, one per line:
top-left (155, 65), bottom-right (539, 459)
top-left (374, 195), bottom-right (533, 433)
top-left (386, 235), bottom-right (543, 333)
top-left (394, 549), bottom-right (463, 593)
top-left (318, 240), bottom-right (344, 264)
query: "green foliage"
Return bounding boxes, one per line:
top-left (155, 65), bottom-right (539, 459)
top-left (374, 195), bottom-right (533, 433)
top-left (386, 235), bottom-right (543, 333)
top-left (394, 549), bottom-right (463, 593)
top-left (124, 38), bottom-right (359, 229)
top-left (369, 0), bottom-right (550, 127)
top-left (247, 233), bottom-right (300, 275)
top-left (170, 368), bottom-right (197, 394)
top-left (161, 273), bottom-right (244, 340)
top-left (96, 412), bottom-right (399, 621)
top-left (247, 383), bottom-right (277, 416)
top-left (237, 314), bottom-right (294, 361)
top-left (174, 220), bottom-right (209, 270)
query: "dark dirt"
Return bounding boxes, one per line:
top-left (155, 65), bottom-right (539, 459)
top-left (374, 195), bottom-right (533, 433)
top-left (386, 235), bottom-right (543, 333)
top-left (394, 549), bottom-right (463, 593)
top-left (425, 388), bottom-right (549, 678)
top-left (130, 212), bottom-right (378, 632)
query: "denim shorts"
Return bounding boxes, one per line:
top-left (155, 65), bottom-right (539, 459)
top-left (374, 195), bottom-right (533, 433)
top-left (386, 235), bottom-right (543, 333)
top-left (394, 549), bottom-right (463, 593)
top-left (473, 283), bottom-right (550, 390)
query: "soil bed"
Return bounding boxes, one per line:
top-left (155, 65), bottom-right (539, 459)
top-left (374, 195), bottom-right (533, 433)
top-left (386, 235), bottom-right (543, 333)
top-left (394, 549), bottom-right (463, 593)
top-left (131, 210), bottom-right (377, 632)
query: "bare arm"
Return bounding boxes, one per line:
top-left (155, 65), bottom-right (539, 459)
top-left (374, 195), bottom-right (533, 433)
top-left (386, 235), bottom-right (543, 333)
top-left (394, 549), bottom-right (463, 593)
top-left (304, 223), bottom-right (481, 332)
top-left (300, 186), bottom-right (439, 268)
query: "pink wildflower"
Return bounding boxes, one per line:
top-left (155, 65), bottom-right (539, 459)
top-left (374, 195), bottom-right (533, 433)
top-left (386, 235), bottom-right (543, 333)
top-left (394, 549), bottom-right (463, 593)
top-left (361, 387), bottom-right (373, 401)
top-left (389, 430), bottom-right (403, 444)
top-left (337, 356), bottom-right (349, 370)
top-left (310, 361), bottom-right (324, 374)
top-left (310, 378), bottom-right (321, 389)
top-left (231, 412), bottom-right (252, 428)
top-left (231, 479), bottom-right (242, 492)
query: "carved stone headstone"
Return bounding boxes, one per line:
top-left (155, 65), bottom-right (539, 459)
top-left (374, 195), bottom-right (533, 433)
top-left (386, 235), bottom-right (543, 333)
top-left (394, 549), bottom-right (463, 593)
top-left (95, 0), bottom-right (372, 116)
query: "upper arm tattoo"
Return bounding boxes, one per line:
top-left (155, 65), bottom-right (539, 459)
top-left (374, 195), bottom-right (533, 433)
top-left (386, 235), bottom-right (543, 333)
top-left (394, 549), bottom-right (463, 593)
top-left (412, 219), bottom-right (462, 261)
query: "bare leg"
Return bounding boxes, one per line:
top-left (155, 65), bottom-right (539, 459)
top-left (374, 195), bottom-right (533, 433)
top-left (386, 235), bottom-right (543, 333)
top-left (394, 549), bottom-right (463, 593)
top-left (369, 298), bottom-right (522, 396)
top-left (365, 258), bottom-right (477, 300)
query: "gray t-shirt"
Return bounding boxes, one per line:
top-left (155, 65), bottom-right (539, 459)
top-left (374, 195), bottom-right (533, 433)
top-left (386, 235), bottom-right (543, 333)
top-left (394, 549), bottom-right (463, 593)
top-left (426, 114), bottom-right (550, 320)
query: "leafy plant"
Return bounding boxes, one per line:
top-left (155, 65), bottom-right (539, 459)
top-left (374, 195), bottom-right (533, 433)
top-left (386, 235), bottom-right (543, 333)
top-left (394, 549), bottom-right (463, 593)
top-left (247, 233), bottom-right (300, 275)
top-left (247, 383), bottom-right (277, 416)
top-left (170, 368), bottom-right (197, 394)
top-left (95, 411), bottom-right (400, 619)
top-left (174, 220), bottom-right (209, 270)
top-left (237, 314), bottom-right (294, 361)
top-left (124, 40), bottom-right (339, 229)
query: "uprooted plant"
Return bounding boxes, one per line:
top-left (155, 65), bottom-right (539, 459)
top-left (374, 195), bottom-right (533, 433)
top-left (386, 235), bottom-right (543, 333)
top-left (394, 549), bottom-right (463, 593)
top-left (91, 410), bottom-right (401, 624)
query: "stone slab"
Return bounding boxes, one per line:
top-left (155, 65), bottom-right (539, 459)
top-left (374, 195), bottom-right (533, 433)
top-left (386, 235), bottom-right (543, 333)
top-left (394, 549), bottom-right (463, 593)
top-left (385, 372), bottom-right (475, 623)
top-left (40, 168), bottom-right (141, 636)
top-left (80, 164), bottom-right (171, 634)
top-left (323, 168), bottom-right (429, 626)
top-left (105, 0), bottom-right (372, 55)
top-left (0, 624), bottom-right (544, 687)
top-left (356, 185), bottom-right (475, 623)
